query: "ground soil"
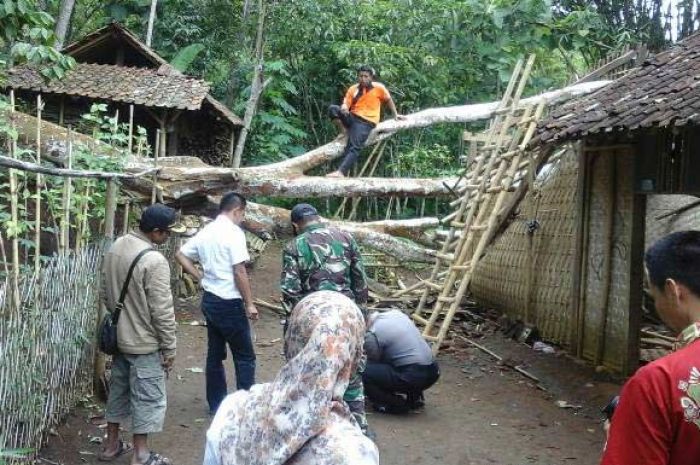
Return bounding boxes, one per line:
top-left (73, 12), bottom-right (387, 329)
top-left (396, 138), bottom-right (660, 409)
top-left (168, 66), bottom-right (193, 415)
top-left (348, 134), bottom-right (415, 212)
top-left (40, 241), bottom-right (621, 465)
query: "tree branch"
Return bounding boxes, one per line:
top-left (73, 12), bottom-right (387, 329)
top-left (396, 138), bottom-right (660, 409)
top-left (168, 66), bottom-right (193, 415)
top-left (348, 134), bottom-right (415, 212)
top-left (0, 154), bottom-right (157, 179)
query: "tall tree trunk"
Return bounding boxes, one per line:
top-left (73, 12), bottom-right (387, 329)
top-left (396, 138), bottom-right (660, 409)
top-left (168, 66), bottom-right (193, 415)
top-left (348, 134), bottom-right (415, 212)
top-left (54, 0), bottom-right (76, 49)
top-left (232, 0), bottom-right (268, 168)
top-left (145, 0), bottom-right (158, 47)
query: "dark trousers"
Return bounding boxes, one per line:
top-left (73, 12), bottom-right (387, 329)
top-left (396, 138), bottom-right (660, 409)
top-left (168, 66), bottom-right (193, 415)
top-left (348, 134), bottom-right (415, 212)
top-left (363, 361), bottom-right (440, 412)
top-left (201, 291), bottom-right (256, 413)
top-left (328, 104), bottom-right (375, 175)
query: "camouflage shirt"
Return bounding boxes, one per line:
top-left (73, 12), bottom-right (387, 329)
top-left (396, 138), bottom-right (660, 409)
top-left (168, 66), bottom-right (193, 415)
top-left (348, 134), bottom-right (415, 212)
top-left (281, 223), bottom-right (369, 315)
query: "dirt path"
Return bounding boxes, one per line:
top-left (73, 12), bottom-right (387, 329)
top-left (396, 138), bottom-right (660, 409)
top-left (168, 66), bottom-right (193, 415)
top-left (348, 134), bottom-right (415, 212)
top-left (41, 242), bottom-right (617, 465)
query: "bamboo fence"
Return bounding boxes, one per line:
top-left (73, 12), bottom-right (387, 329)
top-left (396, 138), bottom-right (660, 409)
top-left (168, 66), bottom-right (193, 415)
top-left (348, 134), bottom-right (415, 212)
top-left (0, 92), bottom-right (156, 463)
top-left (0, 244), bottom-right (104, 463)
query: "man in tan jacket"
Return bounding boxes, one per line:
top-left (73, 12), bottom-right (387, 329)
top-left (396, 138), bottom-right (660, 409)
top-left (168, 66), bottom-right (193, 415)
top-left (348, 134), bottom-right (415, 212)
top-left (99, 204), bottom-right (181, 465)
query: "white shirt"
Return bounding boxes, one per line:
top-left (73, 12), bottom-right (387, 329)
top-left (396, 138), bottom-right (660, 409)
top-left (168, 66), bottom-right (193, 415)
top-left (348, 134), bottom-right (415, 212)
top-left (179, 215), bottom-right (250, 300)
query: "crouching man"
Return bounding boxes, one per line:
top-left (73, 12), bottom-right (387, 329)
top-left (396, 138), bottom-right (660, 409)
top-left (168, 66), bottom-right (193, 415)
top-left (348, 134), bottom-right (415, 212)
top-left (363, 309), bottom-right (440, 413)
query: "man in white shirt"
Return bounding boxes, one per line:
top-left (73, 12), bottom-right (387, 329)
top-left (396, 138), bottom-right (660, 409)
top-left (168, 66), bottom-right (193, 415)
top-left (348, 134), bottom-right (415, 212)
top-left (175, 192), bottom-right (259, 414)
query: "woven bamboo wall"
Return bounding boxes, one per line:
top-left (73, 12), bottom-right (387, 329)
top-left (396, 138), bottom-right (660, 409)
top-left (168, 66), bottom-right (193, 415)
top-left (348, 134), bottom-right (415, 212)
top-left (471, 147), bottom-right (579, 346)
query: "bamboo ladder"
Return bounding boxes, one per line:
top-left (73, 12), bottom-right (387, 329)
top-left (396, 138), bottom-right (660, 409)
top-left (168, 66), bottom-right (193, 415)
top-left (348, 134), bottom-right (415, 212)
top-left (390, 56), bottom-right (531, 305)
top-left (387, 61), bottom-right (524, 304)
top-left (405, 55), bottom-right (546, 353)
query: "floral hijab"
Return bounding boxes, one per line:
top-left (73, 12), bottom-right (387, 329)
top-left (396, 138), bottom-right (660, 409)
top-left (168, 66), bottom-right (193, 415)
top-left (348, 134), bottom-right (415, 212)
top-left (203, 291), bottom-right (378, 465)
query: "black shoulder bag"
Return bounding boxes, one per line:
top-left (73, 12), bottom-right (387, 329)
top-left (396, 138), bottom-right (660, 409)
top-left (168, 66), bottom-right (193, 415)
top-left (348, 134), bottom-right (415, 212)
top-left (99, 248), bottom-right (153, 355)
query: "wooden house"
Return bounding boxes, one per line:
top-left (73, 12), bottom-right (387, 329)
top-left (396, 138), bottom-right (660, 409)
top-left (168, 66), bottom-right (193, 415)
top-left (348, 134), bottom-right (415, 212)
top-left (4, 23), bottom-right (242, 166)
top-left (471, 32), bottom-right (700, 374)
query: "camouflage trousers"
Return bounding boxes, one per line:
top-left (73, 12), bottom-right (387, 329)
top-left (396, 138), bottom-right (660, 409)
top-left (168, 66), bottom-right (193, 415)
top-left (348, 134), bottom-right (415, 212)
top-left (344, 354), bottom-right (368, 434)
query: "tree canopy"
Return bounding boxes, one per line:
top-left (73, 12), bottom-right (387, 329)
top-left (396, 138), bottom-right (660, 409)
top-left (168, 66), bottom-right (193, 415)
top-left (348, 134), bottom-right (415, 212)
top-left (1, 0), bottom-right (698, 217)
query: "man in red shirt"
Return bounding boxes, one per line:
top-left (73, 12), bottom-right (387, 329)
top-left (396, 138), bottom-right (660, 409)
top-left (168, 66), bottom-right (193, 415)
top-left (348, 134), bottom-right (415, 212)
top-left (327, 65), bottom-right (404, 177)
top-left (601, 230), bottom-right (700, 465)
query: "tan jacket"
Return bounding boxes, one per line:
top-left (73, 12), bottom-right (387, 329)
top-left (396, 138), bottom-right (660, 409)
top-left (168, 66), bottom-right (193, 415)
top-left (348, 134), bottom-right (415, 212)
top-left (101, 231), bottom-right (177, 357)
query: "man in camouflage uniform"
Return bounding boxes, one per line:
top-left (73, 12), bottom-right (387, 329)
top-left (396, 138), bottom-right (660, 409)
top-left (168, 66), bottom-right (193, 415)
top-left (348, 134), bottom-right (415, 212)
top-left (280, 203), bottom-right (370, 434)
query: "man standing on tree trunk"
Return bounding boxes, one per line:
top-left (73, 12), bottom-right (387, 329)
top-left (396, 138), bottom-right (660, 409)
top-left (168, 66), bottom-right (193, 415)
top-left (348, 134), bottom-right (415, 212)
top-left (327, 65), bottom-right (405, 177)
top-left (280, 203), bottom-right (372, 436)
top-left (175, 192), bottom-right (259, 415)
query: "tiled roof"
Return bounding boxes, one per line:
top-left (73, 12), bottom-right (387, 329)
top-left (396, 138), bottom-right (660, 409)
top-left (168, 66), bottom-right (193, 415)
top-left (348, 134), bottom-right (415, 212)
top-left (536, 32), bottom-right (700, 145)
top-left (58, 22), bottom-right (242, 125)
top-left (6, 63), bottom-right (210, 110)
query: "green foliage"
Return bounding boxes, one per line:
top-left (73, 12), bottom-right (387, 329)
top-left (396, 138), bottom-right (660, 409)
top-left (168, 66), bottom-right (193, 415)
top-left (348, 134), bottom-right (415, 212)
top-left (78, 102), bottom-right (150, 158)
top-left (169, 43), bottom-right (205, 72)
top-left (389, 143), bottom-right (460, 178)
top-left (0, 0), bottom-right (75, 81)
top-left (0, 100), bottom-right (149, 256)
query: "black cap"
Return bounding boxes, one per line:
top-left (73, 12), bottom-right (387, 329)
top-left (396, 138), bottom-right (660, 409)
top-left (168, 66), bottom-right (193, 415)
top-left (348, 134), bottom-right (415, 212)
top-left (290, 203), bottom-right (318, 223)
top-left (139, 204), bottom-right (185, 233)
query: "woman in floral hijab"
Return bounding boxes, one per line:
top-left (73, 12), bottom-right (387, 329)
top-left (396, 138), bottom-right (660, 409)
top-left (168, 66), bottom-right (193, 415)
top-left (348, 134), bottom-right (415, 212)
top-left (203, 290), bottom-right (379, 465)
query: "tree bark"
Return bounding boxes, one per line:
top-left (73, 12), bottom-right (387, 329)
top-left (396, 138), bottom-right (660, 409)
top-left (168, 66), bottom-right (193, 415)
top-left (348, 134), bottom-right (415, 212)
top-left (0, 109), bottom-right (122, 161)
top-left (145, 0), bottom-right (158, 47)
top-left (54, 0), bottom-right (76, 49)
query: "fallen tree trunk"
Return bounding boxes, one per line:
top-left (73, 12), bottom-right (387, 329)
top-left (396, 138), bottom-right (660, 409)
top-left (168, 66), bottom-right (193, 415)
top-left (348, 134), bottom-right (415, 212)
top-left (122, 156), bottom-right (462, 201)
top-left (258, 80), bottom-right (611, 175)
top-left (194, 198), bottom-right (440, 262)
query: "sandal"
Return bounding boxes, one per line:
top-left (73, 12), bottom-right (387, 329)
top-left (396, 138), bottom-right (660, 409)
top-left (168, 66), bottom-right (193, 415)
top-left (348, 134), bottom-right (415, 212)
top-left (141, 452), bottom-right (173, 465)
top-left (98, 439), bottom-right (133, 461)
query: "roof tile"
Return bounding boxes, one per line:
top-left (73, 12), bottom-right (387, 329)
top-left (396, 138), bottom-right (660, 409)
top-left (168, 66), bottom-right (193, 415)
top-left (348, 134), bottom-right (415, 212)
top-left (537, 31), bottom-right (700, 143)
top-left (6, 63), bottom-right (210, 111)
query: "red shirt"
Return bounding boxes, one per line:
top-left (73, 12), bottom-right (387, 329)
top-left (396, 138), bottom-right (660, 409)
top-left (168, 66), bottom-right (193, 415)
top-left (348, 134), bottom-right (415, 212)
top-left (601, 336), bottom-right (700, 465)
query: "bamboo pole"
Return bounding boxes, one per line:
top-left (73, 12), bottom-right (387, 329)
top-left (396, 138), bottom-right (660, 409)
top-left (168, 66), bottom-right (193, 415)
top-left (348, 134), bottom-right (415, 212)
top-left (0, 155), bottom-right (157, 180)
top-left (104, 180), bottom-right (118, 239)
top-left (152, 129), bottom-right (160, 204)
top-left (333, 140), bottom-right (386, 219)
top-left (58, 96), bottom-right (65, 126)
top-left (8, 91), bottom-right (20, 305)
top-left (34, 95), bottom-right (43, 277)
top-left (60, 130), bottom-right (73, 253)
top-left (94, 179), bottom-right (119, 395)
top-left (122, 200), bottom-right (130, 235)
top-left (347, 142), bottom-right (388, 221)
top-left (75, 182), bottom-right (92, 251)
top-left (111, 109), bottom-right (120, 148)
top-left (128, 105), bottom-right (134, 154)
top-left (0, 233), bottom-right (9, 281)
